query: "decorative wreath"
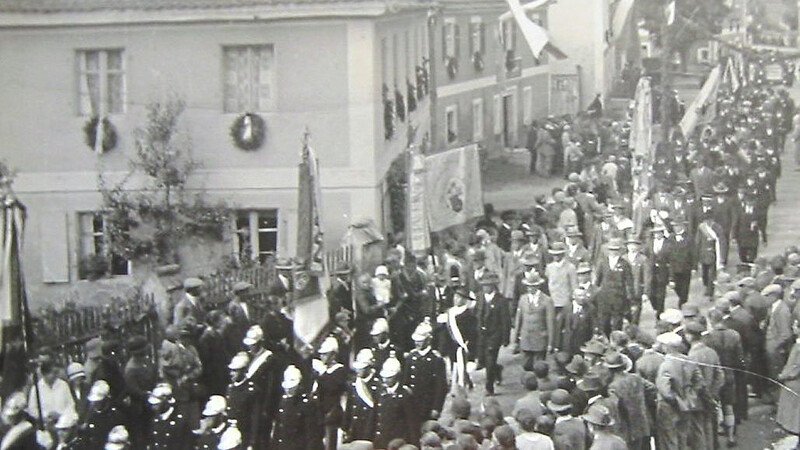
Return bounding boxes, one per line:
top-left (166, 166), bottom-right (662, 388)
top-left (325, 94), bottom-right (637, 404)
top-left (83, 116), bottom-right (118, 153)
top-left (473, 51), bottom-right (485, 72)
top-left (229, 113), bottom-right (266, 151)
top-left (446, 57), bottom-right (459, 79)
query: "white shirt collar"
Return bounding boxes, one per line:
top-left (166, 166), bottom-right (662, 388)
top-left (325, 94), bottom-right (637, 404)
top-left (385, 383), bottom-right (399, 394)
top-left (160, 407), bottom-right (175, 420)
top-left (416, 347), bottom-right (432, 356)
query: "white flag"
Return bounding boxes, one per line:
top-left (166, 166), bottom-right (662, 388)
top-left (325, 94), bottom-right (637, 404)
top-left (505, 0), bottom-right (550, 58)
top-left (666, 1), bottom-right (676, 25)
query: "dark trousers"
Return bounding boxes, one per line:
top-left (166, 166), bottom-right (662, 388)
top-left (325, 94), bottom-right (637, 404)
top-left (757, 213), bottom-right (769, 242)
top-left (673, 272), bottom-right (691, 306)
top-left (523, 351), bottom-right (546, 372)
top-left (598, 309), bottom-right (624, 336)
top-left (325, 424), bottom-right (338, 450)
top-left (650, 280), bottom-right (668, 315)
top-left (739, 246), bottom-right (757, 264)
top-left (701, 263), bottom-right (716, 297)
top-left (553, 306), bottom-right (567, 350)
top-left (481, 344), bottom-right (502, 394)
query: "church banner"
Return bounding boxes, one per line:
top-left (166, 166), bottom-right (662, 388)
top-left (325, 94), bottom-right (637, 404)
top-left (425, 145), bottom-right (484, 232)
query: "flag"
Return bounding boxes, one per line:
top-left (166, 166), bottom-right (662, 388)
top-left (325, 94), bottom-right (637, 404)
top-left (723, 59), bottom-right (741, 92)
top-left (406, 150), bottom-right (430, 253)
top-left (679, 65), bottom-right (721, 137)
top-left (425, 145), bottom-right (484, 232)
top-left (629, 77), bottom-right (653, 161)
top-left (665, 0), bottom-right (676, 25)
top-left (505, 0), bottom-right (550, 59)
top-left (0, 195), bottom-right (31, 399)
top-left (293, 139), bottom-right (331, 353)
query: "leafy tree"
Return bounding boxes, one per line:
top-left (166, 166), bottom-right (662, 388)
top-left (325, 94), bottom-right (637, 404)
top-left (99, 95), bottom-right (230, 265)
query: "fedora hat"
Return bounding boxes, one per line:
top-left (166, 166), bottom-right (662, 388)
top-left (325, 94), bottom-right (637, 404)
top-left (580, 340), bottom-right (606, 356)
top-left (546, 389), bottom-right (573, 413)
top-left (521, 271), bottom-right (545, 286)
top-left (602, 351), bottom-right (626, 369)
top-left (478, 271), bottom-right (501, 285)
top-left (549, 242), bottom-right (567, 255)
top-left (577, 372), bottom-right (604, 393)
top-left (565, 355), bottom-right (587, 375)
top-left (583, 403), bottom-right (615, 426)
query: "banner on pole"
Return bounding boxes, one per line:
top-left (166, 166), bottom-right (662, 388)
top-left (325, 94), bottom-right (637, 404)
top-left (425, 145), bottom-right (484, 232)
top-left (679, 65), bottom-right (721, 137)
top-left (407, 151), bottom-right (431, 253)
top-left (504, 0), bottom-right (550, 58)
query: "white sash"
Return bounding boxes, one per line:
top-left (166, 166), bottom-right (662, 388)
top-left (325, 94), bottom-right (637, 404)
top-left (1, 421), bottom-right (32, 450)
top-left (354, 378), bottom-right (374, 408)
top-left (447, 307), bottom-right (469, 388)
top-left (246, 349), bottom-right (273, 380)
top-left (699, 222), bottom-right (723, 269)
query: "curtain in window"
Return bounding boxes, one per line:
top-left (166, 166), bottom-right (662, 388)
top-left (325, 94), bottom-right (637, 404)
top-left (79, 51), bottom-right (100, 116)
top-left (106, 51), bottom-right (123, 114)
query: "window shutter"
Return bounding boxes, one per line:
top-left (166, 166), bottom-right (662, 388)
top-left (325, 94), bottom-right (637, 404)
top-left (454, 24), bottom-right (460, 59)
top-left (41, 211), bottom-right (70, 283)
top-left (511, 22), bottom-right (517, 51)
top-left (493, 95), bottom-right (502, 135)
top-left (480, 23), bottom-right (486, 53)
top-left (442, 24), bottom-right (448, 60)
top-left (468, 23), bottom-right (474, 56)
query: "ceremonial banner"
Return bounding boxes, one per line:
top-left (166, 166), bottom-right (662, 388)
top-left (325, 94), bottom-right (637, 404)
top-left (425, 145), bottom-right (484, 232)
top-left (504, 0), bottom-right (550, 58)
top-left (679, 65), bottom-right (721, 137)
top-left (629, 77), bottom-right (653, 160)
top-left (294, 142), bottom-right (331, 352)
top-left (0, 196), bottom-right (31, 399)
top-left (407, 151), bottom-right (430, 253)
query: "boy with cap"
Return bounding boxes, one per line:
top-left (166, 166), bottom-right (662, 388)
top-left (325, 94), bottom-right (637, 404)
top-left (148, 382), bottom-right (194, 449)
top-left (273, 366), bottom-right (323, 450)
top-left (403, 321), bottom-right (448, 421)
top-left (344, 349), bottom-right (379, 443)
top-left (374, 358), bottom-right (416, 449)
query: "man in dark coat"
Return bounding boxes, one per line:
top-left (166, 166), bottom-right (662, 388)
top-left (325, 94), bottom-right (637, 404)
top-left (226, 281), bottom-right (255, 351)
top-left (369, 318), bottom-right (399, 372)
top-left (695, 211), bottom-right (725, 298)
top-left (733, 196), bottom-right (761, 264)
top-left (313, 337), bottom-right (349, 450)
top-left (704, 308), bottom-right (745, 446)
top-left (343, 349), bottom-right (380, 442)
top-left (374, 357), bottom-right (417, 448)
top-left (82, 380), bottom-right (127, 450)
top-left (272, 366), bottom-right (323, 450)
top-left (668, 221), bottom-right (694, 306)
top-left (328, 264), bottom-right (354, 317)
top-left (197, 310), bottom-right (232, 396)
top-left (225, 352), bottom-right (261, 449)
top-left (594, 237), bottom-right (634, 334)
top-left (354, 274), bottom-right (387, 352)
top-left (194, 395), bottom-right (230, 450)
top-left (475, 271), bottom-right (511, 395)
top-left (711, 182), bottom-right (735, 265)
top-left (605, 351), bottom-right (652, 449)
top-left (403, 321), bottom-right (448, 422)
top-left (147, 383), bottom-right (194, 450)
top-left (123, 335), bottom-right (157, 448)
top-left (646, 225), bottom-right (672, 315)
top-left (564, 287), bottom-right (595, 358)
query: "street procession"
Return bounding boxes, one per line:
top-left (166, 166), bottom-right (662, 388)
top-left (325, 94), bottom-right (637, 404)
top-left (7, 0), bottom-right (800, 449)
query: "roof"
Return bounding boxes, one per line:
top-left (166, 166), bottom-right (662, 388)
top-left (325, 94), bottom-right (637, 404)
top-left (0, 0), bottom-right (378, 13)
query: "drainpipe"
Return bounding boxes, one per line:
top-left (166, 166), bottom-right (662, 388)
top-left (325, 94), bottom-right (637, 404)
top-left (427, 7), bottom-right (440, 153)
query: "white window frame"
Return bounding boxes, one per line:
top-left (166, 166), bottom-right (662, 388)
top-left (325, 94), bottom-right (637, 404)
top-left (77, 49), bottom-right (126, 116)
top-left (523, 86), bottom-right (533, 126)
top-left (223, 44), bottom-right (277, 113)
top-left (472, 98), bottom-right (484, 141)
top-left (504, 87), bottom-right (519, 144)
top-left (444, 18), bottom-right (457, 59)
top-left (445, 104), bottom-right (459, 144)
top-left (501, 20), bottom-right (516, 52)
top-left (470, 16), bottom-right (484, 55)
top-left (77, 211), bottom-right (131, 278)
top-left (233, 209), bottom-right (280, 263)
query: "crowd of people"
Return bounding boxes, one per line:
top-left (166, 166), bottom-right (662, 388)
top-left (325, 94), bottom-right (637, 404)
top-left (1, 64), bottom-right (800, 450)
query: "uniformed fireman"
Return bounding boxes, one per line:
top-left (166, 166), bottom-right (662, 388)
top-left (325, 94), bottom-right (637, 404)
top-left (343, 349), bottom-right (379, 443)
top-left (402, 320), bottom-right (448, 422)
top-left (147, 382), bottom-right (194, 450)
top-left (194, 395), bottom-right (229, 450)
top-left (104, 425), bottom-right (131, 450)
top-left (82, 380), bottom-right (126, 450)
top-left (217, 424), bottom-right (243, 450)
top-left (242, 325), bottom-right (279, 449)
top-left (312, 336), bottom-right (348, 450)
top-left (54, 412), bottom-right (84, 450)
top-left (225, 352), bottom-right (260, 449)
top-left (272, 365), bottom-right (323, 450)
top-left (369, 318), bottom-right (399, 371)
top-left (374, 357), bottom-right (416, 449)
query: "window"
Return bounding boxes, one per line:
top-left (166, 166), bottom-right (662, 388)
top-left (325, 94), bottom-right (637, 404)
top-left (77, 49), bottom-right (125, 116)
top-left (501, 21), bottom-right (516, 52)
top-left (523, 86), bottom-right (533, 125)
top-left (470, 17), bottom-right (486, 55)
top-left (445, 105), bottom-right (458, 144)
top-left (234, 210), bottom-right (279, 263)
top-left (223, 45), bottom-right (276, 113)
top-left (443, 18), bottom-right (459, 59)
top-left (472, 98), bottom-right (484, 141)
top-left (392, 34), bottom-right (399, 86)
top-left (493, 95), bottom-right (502, 135)
top-left (697, 47), bottom-right (710, 63)
top-left (78, 212), bottom-right (130, 278)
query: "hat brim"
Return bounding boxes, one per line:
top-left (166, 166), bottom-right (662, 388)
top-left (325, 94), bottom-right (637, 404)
top-left (379, 368), bottom-right (400, 378)
top-left (603, 361), bottom-right (625, 369)
top-left (352, 361), bottom-right (370, 370)
top-left (242, 337), bottom-right (258, 346)
top-left (411, 333), bottom-right (430, 341)
top-left (547, 402), bottom-right (572, 413)
top-left (583, 415), bottom-right (615, 426)
top-left (282, 380), bottom-right (301, 390)
top-left (88, 393), bottom-right (108, 402)
top-left (203, 407), bottom-right (224, 417)
top-left (549, 249), bottom-right (566, 255)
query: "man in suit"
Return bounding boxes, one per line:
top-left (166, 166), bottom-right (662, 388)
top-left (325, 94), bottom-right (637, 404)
top-left (625, 237), bottom-right (651, 325)
top-left (403, 321), bottom-right (448, 423)
top-left (711, 182), bottom-right (735, 265)
top-left (594, 237), bottom-right (634, 334)
top-left (564, 287), bottom-right (595, 357)
top-left (695, 209), bottom-right (725, 298)
top-left (514, 272), bottom-right (555, 369)
top-left (475, 271), bottom-right (511, 396)
top-left (565, 226), bottom-right (591, 265)
top-left (733, 196), bottom-right (761, 264)
top-left (227, 281), bottom-right (254, 352)
top-left (605, 351), bottom-right (651, 450)
top-left (764, 284), bottom-right (794, 402)
top-left (646, 225), bottom-right (672, 315)
top-left (173, 277), bottom-right (206, 326)
top-left (328, 263), bottom-right (353, 318)
top-left (669, 222), bottom-right (694, 306)
top-left (374, 358), bottom-right (417, 448)
top-left (545, 242), bottom-right (577, 351)
top-left (705, 308), bottom-right (745, 446)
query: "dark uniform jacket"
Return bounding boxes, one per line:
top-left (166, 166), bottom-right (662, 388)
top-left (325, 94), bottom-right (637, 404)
top-left (344, 374), bottom-right (380, 442)
top-left (608, 372), bottom-right (652, 443)
top-left (273, 393), bottom-right (323, 450)
top-left (0, 421), bottom-right (37, 450)
top-left (475, 292), bottom-right (511, 350)
top-left (197, 328), bottom-right (232, 396)
top-left (402, 347), bottom-right (448, 420)
top-left (225, 378), bottom-right (262, 448)
top-left (374, 384), bottom-right (417, 449)
top-left (668, 234), bottom-right (694, 275)
top-left (316, 364), bottom-right (349, 426)
top-left (194, 422), bottom-right (229, 450)
top-left (695, 220), bottom-right (725, 266)
top-left (148, 407), bottom-right (194, 450)
top-left (733, 204), bottom-right (761, 248)
top-left (81, 405), bottom-right (126, 450)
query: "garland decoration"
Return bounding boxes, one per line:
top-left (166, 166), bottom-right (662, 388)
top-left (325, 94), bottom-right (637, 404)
top-left (446, 57), bottom-right (459, 79)
top-left (473, 51), bottom-right (485, 72)
top-left (83, 116), bottom-right (118, 153)
top-left (230, 112), bottom-right (266, 151)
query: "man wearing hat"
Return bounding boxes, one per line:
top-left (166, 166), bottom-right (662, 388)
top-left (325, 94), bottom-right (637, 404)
top-left (194, 396), bottom-right (229, 450)
top-left (514, 271), bottom-right (554, 370)
top-left (54, 411), bottom-right (83, 450)
top-left (765, 283), bottom-right (794, 402)
top-left (198, 310), bottom-right (233, 397)
top-left (344, 349), bottom-right (379, 443)
top-left (374, 358), bottom-right (416, 449)
top-left (273, 366), bottom-right (323, 450)
top-left (392, 252), bottom-right (432, 352)
top-left (105, 425), bottom-right (131, 450)
top-left (668, 221), bottom-right (694, 306)
top-left (583, 404), bottom-right (627, 450)
top-left (594, 237), bottom-right (634, 334)
top-left (218, 424), bottom-right (243, 450)
top-left (605, 351), bottom-right (650, 449)
top-left (82, 380), bottom-right (126, 450)
top-left (501, 229), bottom-right (528, 301)
top-left (654, 332), bottom-right (707, 450)
top-left (148, 382), bottom-right (194, 449)
top-left (403, 321), bottom-right (447, 422)
top-left (65, 362), bottom-right (89, 421)
top-left (174, 277), bottom-right (206, 326)
top-left (497, 211), bottom-right (520, 252)
top-left (354, 274), bottom-right (386, 352)
top-left (475, 271), bottom-right (511, 395)
top-left (227, 281), bottom-right (254, 346)
top-left (625, 236), bottom-right (651, 324)
top-left (563, 288), bottom-right (595, 356)
top-left (548, 388), bottom-right (587, 450)
top-left (435, 286), bottom-right (477, 391)
top-left (695, 212), bottom-right (725, 298)
top-left (225, 352), bottom-right (261, 449)
top-left (123, 335), bottom-right (156, 447)
top-left (685, 320), bottom-right (724, 450)
top-left (329, 263), bottom-right (354, 318)
top-left (369, 318), bottom-right (398, 372)
top-left (241, 324), bottom-right (281, 449)
top-left (545, 241), bottom-right (577, 351)
top-left (710, 182), bottom-right (735, 265)
top-left (565, 227), bottom-right (590, 265)
top-left (314, 336), bottom-right (348, 450)
top-left (733, 196), bottom-right (761, 264)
